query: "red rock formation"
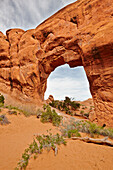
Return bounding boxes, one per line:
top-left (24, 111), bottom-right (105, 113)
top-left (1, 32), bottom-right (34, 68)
top-left (46, 95), bottom-right (54, 104)
top-left (0, 0), bottom-right (113, 126)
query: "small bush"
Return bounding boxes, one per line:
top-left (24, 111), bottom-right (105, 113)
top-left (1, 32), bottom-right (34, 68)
top-left (0, 94), bottom-right (5, 107)
top-left (49, 96), bottom-right (80, 116)
top-left (60, 119), bottom-right (113, 139)
top-left (70, 101), bottom-right (80, 110)
top-left (60, 119), bottom-right (81, 138)
top-left (8, 110), bottom-right (17, 115)
top-left (80, 110), bottom-right (84, 115)
top-left (0, 117), bottom-right (3, 121)
top-left (67, 129), bottom-right (81, 138)
top-left (16, 131), bottom-right (66, 169)
top-left (84, 112), bottom-right (89, 118)
top-left (41, 105), bottom-right (62, 126)
top-left (0, 94), bottom-right (4, 104)
top-left (5, 105), bottom-right (36, 117)
top-left (0, 115), bottom-right (10, 125)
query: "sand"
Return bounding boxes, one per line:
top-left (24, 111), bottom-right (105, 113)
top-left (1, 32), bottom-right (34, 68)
top-left (28, 140), bottom-right (113, 170)
top-left (0, 108), bottom-right (113, 170)
top-left (0, 111), bottom-right (57, 170)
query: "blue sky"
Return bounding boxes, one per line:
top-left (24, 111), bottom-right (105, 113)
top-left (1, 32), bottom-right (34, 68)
top-left (0, 0), bottom-right (92, 101)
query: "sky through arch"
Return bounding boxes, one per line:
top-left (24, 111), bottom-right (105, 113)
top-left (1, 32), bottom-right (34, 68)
top-left (45, 65), bottom-right (92, 101)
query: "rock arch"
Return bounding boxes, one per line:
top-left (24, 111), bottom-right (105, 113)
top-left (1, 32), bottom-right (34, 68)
top-left (0, 0), bottom-right (113, 126)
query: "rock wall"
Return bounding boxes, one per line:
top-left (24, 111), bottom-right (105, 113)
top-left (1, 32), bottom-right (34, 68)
top-left (0, 0), bottom-right (113, 126)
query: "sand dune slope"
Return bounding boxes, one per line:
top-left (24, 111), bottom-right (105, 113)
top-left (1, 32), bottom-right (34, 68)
top-left (0, 112), bottom-right (113, 170)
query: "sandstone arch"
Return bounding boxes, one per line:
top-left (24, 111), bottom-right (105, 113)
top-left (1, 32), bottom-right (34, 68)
top-left (0, 0), bottom-right (113, 126)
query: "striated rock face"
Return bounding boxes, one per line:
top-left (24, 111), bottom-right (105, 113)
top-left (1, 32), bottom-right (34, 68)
top-left (46, 95), bottom-right (54, 104)
top-left (0, 0), bottom-right (113, 126)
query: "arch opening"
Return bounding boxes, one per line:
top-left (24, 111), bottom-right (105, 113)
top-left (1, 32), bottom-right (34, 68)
top-left (44, 64), bottom-right (92, 101)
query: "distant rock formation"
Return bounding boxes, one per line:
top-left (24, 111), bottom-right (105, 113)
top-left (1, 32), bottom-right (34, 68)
top-left (46, 95), bottom-right (54, 104)
top-left (0, 0), bottom-right (113, 126)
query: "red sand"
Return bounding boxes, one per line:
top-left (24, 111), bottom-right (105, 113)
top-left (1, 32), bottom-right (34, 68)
top-left (0, 110), bottom-right (113, 170)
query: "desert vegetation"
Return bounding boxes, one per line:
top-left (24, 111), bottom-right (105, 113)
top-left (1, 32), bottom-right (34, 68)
top-left (60, 119), bottom-right (113, 139)
top-left (0, 114), bottom-right (10, 125)
top-left (0, 93), bottom-right (113, 170)
top-left (49, 96), bottom-right (94, 119)
top-left (15, 131), bottom-right (66, 170)
top-left (41, 105), bottom-right (62, 126)
top-left (15, 117), bottom-right (113, 169)
top-left (0, 93), bottom-right (4, 107)
top-left (49, 96), bottom-right (80, 116)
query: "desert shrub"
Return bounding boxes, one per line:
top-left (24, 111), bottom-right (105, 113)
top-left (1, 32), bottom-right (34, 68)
top-left (16, 131), bottom-right (66, 169)
top-left (0, 115), bottom-right (10, 125)
top-left (49, 100), bottom-right (59, 108)
top-left (61, 119), bottom-right (113, 139)
top-left (67, 129), bottom-right (81, 138)
top-left (0, 94), bottom-right (4, 104)
top-left (5, 105), bottom-right (36, 117)
top-left (0, 94), bottom-right (4, 107)
top-left (100, 128), bottom-right (113, 139)
top-left (66, 110), bottom-right (73, 116)
top-left (76, 120), bottom-right (113, 138)
top-left (43, 104), bottom-right (47, 110)
top-left (64, 96), bottom-right (71, 104)
top-left (86, 121), bottom-right (101, 137)
top-left (70, 101), bottom-right (80, 110)
top-left (80, 110), bottom-right (84, 115)
top-left (60, 119), bottom-right (81, 138)
top-left (41, 105), bottom-right (62, 126)
top-left (5, 105), bottom-right (21, 111)
top-left (8, 110), bottom-right (17, 115)
top-left (73, 120), bottom-right (102, 137)
top-left (0, 117), bottom-right (3, 121)
top-left (84, 112), bottom-right (89, 118)
top-left (49, 96), bottom-right (80, 116)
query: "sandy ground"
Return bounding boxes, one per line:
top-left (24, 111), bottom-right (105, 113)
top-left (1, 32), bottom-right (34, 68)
top-left (28, 140), bottom-right (113, 170)
top-left (0, 111), bottom-right (57, 170)
top-left (0, 105), bottom-right (113, 170)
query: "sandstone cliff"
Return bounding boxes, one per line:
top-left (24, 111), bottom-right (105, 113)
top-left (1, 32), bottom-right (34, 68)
top-left (0, 0), bottom-right (113, 126)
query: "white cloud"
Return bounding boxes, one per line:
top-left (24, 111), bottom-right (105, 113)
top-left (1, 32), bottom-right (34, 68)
top-left (45, 66), bottom-right (92, 101)
top-left (0, 0), bottom-right (76, 34)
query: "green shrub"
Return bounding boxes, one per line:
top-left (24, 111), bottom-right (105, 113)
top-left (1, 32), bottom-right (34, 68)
top-left (16, 131), bottom-right (66, 169)
top-left (5, 105), bottom-right (36, 117)
top-left (70, 101), bottom-right (80, 110)
top-left (49, 96), bottom-right (80, 116)
top-left (0, 114), bottom-right (10, 125)
top-left (0, 94), bottom-right (4, 107)
top-left (67, 129), bottom-right (81, 138)
top-left (60, 119), bottom-right (81, 138)
top-left (49, 100), bottom-right (59, 108)
top-left (0, 117), bottom-right (3, 121)
top-left (61, 119), bottom-right (113, 139)
top-left (0, 94), bottom-right (4, 104)
top-left (8, 110), bottom-right (17, 115)
top-left (64, 96), bottom-right (71, 104)
top-left (80, 110), bottom-right (84, 115)
top-left (41, 105), bottom-right (62, 126)
top-left (84, 113), bottom-right (89, 118)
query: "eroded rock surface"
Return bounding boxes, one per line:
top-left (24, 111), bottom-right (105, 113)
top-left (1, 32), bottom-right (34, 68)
top-left (0, 0), bottom-right (113, 126)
